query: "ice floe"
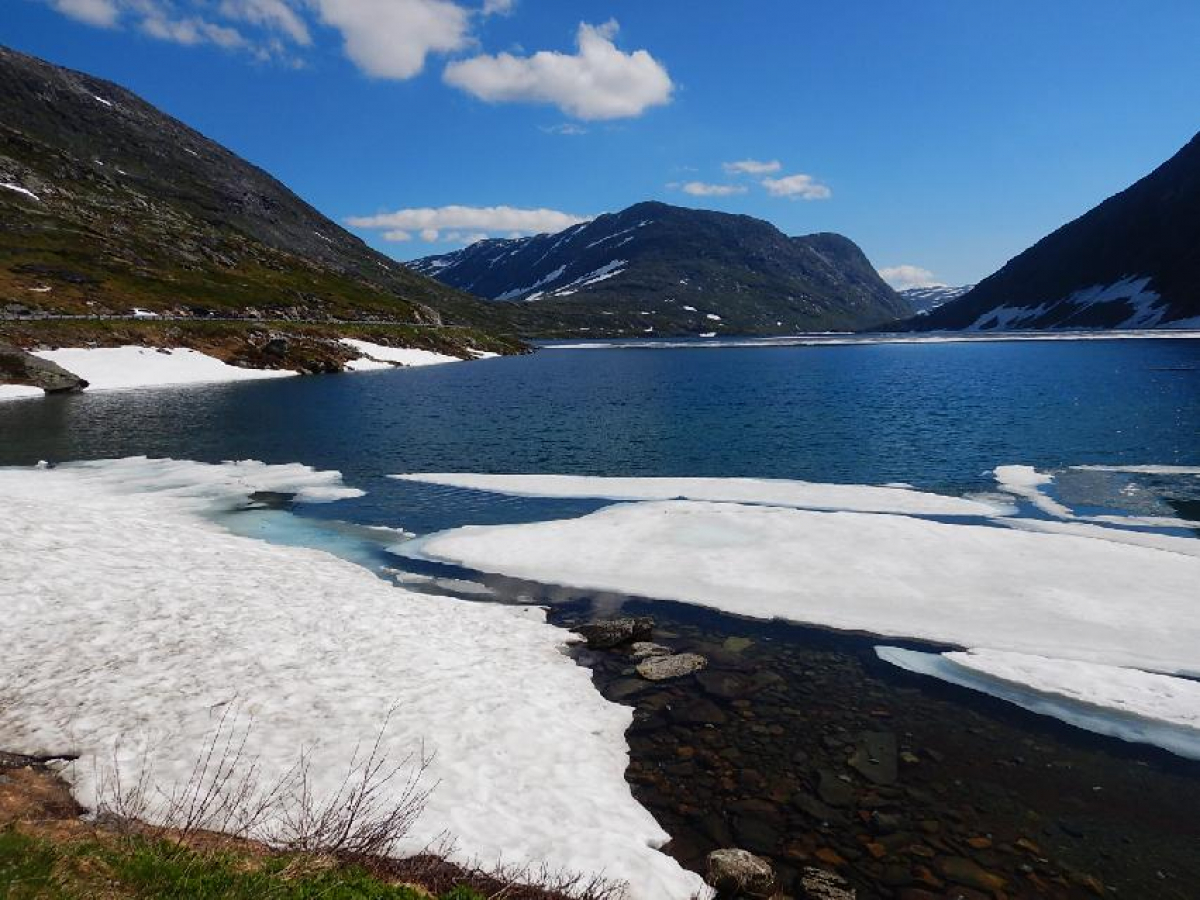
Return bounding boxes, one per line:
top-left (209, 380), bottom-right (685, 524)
top-left (0, 459), bottom-right (706, 900)
top-left (993, 465), bottom-right (1075, 517)
top-left (32, 346), bottom-right (294, 391)
top-left (876, 647), bottom-right (1200, 760)
top-left (1071, 464), bottom-right (1200, 476)
top-left (999, 517), bottom-right (1200, 559)
top-left (414, 499), bottom-right (1200, 675)
top-left (393, 473), bottom-right (1014, 517)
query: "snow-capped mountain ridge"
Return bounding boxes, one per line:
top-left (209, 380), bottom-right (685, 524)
top-left (411, 201), bottom-right (910, 336)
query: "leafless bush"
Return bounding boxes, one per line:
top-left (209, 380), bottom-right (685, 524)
top-left (93, 701), bottom-right (431, 858)
top-left (267, 708), bottom-right (435, 857)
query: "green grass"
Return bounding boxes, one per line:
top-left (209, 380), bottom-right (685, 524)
top-left (0, 828), bottom-right (483, 900)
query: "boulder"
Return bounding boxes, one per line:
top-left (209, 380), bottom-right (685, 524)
top-left (630, 641), bottom-right (670, 659)
top-left (574, 616), bottom-right (653, 649)
top-left (706, 848), bottom-right (776, 898)
top-left (636, 652), bottom-right (707, 681)
top-left (0, 342), bottom-right (87, 393)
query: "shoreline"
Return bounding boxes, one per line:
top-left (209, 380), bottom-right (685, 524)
top-left (0, 319), bottom-right (524, 399)
top-left (543, 597), bottom-right (1200, 899)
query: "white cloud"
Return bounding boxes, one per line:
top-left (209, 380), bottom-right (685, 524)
top-left (879, 266), bottom-right (944, 290)
top-left (443, 20), bottom-right (673, 120)
top-left (313, 0), bottom-right (470, 79)
top-left (50, 0), bottom-right (120, 27)
top-left (723, 159), bottom-right (781, 176)
top-left (219, 0), bottom-right (311, 45)
top-left (349, 205), bottom-right (591, 241)
top-left (481, 0), bottom-right (514, 14)
top-left (762, 173), bottom-right (832, 200)
top-left (676, 181), bottom-right (747, 197)
top-left (443, 230), bottom-right (490, 245)
top-left (141, 13), bottom-right (247, 48)
top-left (540, 123), bottom-right (588, 136)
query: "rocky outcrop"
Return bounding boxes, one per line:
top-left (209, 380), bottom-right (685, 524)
top-left (0, 342), bottom-right (85, 392)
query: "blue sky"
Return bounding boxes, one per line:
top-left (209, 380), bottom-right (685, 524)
top-left (6, 0), bottom-right (1200, 287)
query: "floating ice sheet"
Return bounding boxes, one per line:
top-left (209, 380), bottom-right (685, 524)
top-left (393, 473), bottom-right (1013, 517)
top-left (876, 647), bottom-right (1200, 759)
top-left (415, 499), bottom-right (1200, 675)
top-left (0, 460), bottom-right (705, 900)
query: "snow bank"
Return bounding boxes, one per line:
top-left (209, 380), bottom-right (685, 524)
top-left (32, 347), bottom-right (294, 391)
top-left (877, 647), bottom-right (1200, 759)
top-left (414, 499), bottom-right (1200, 675)
top-left (0, 384), bottom-right (44, 401)
top-left (341, 339), bottom-right (461, 369)
top-left (393, 473), bottom-right (1013, 517)
top-left (0, 460), bottom-right (706, 900)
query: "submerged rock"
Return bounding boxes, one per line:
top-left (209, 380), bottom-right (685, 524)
top-left (706, 848), bottom-right (776, 898)
top-left (848, 731), bottom-right (898, 785)
top-left (637, 652), bottom-right (707, 681)
top-left (800, 866), bottom-right (856, 899)
top-left (630, 640), bottom-right (671, 659)
top-left (575, 616), bottom-right (653, 649)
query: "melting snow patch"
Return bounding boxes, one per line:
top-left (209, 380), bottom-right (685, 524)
top-left (93, 95), bottom-right (114, 107)
top-left (32, 347), bottom-right (294, 391)
top-left (0, 460), bottom-right (707, 900)
top-left (341, 339), bottom-right (461, 369)
top-left (877, 647), bottom-right (1200, 759)
top-left (0, 384), bottom-right (44, 401)
top-left (706, 313), bottom-right (722, 321)
top-left (1, 182), bottom-right (40, 201)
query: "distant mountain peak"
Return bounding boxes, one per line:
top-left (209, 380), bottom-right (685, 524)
top-left (411, 201), bottom-right (909, 336)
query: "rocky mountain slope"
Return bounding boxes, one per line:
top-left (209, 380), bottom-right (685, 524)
top-left (0, 45), bottom-right (506, 332)
top-left (899, 284), bottom-right (972, 315)
top-left (911, 131), bottom-right (1200, 331)
top-left (411, 202), bottom-right (911, 336)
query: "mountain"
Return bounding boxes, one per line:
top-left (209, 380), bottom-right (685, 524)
top-left (899, 284), bottom-right (973, 315)
top-left (411, 201), bottom-right (910, 336)
top-left (0, 45), bottom-right (504, 331)
top-left (912, 132), bottom-right (1200, 331)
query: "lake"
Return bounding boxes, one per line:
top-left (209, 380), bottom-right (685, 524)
top-left (2, 336), bottom-right (1198, 534)
top-left (3, 336), bottom-right (1199, 898)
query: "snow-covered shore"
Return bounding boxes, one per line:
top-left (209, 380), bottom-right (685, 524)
top-left (0, 459), bottom-right (706, 900)
top-left (0, 339), bottom-right (490, 400)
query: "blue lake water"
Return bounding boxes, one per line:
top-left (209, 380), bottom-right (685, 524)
top-left (1, 337), bottom-right (1198, 535)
